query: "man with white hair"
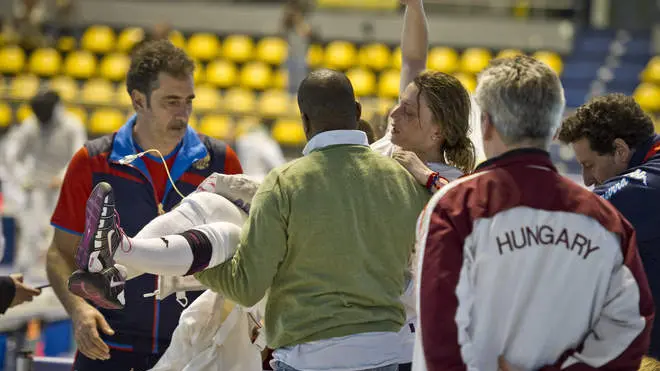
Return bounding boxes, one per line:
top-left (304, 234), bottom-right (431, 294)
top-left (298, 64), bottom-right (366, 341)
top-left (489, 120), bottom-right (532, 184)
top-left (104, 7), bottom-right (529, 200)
top-left (414, 55), bottom-right (654, 371)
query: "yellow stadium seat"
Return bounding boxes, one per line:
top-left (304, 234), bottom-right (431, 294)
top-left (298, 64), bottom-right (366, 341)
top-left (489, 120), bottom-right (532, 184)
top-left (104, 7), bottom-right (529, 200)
top-left (272, 119), bottom-right (306, 146)
top-left (115, 84), bottom-right (132, 107)
top-left (29, 48), bottom-right (62, 77)
top-left (0, 103), bottom-right (12, 128)
top-left (641, 56), bottom-right (660, 84)
top-left (240, 61), bottom-right (272, 91)
top-left (198, 114), bottom-right (233, 139)
top-left (10, 74), bottom-right (40, 100)
top-left (192, 60), bottom-right (205, 85)
top-left (224, 88), bottom-right (256, 114)
top-left (81, 79), bottom-right (115, 105)
top-left (100, 53), bottom-right (130, 82)
top-left (306, 44), bottom-right (324, 68)
top-left (273, 69), bottom-right (288, 90)
top-left (0, 46), bottom-right (25, 74)
top-left (64, 51), bottom-right (97, 79)
top-left (56, 36), bottom-right (77, 52)
top-left (81, 25), bottom-right (116, 55)
top-left (428, 47), bottom-right (459, 74)
top-left (66, 106), bottom-right (88, 125)
top-left (324, 41), bottom-right (357, 70)
top-left (496, 49), bottom-right (524, 59)
top-left (358, 43), bottom-right (391, 72)
top-left (256, 37), bottom-right (288, 65)
top-left (187, 33), bottom-right (220, 62)
top-left (378, 69), bottom-right (401, 99)
top-left (391, 47), bottom-right (402, 70)
top-left (48, 76), bottom-right (78, 102)
top-left (346, 67), bottom-right (376, 97)
top-left (222, 35), bottom-right (254, 64)
top-left (117, 27), bottom-right (144, 53)
top-left (533, 51), bottom-right (563, 76)
top-left (169, 30), bottom-right (186, 50)
top-left (460, 48), bottom-right (492, 75)
top-left (634, 83), bottom-right (660, 112)
top-left (654, 115), bottom-right (660, 133)
top-left (258, 89), bottom-right (291, 118)
top-left (453, 72), bottom-right (477, 93)
top-left (205, 59), bottom-right (237, 89)
top-left (89, 108), bottom-right (124, 135)
top-left (194, 85), bottom-right (222, 112)
top-left (16, 104), bottom-right (32, 123)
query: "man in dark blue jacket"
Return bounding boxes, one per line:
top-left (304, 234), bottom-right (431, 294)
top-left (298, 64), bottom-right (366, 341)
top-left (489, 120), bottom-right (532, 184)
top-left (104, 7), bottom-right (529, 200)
top-left (558, 93), bottom-right (660, 359)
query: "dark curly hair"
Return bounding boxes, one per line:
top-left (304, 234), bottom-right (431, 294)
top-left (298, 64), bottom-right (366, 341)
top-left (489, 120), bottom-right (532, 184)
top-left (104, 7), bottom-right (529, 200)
top-left (126, 39), bottom-right (195, 106)
top-left (558, 93), bottom-right (654, 154)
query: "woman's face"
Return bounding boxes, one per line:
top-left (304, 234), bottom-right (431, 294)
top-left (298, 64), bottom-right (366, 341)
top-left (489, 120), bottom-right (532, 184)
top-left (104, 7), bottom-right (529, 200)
top-left (390, 83), bottom-right (440, 155)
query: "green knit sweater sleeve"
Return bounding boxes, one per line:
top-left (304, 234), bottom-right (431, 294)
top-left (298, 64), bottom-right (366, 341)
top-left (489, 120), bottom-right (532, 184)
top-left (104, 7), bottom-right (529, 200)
top-left (195, 170), bottom-right (288, 307)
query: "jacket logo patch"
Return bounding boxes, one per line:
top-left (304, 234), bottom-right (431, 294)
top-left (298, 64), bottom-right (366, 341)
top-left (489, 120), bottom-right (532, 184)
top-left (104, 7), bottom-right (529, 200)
top-left (625, 169), bottom-right (647, 185)
top-left (602, 178), bottom-right (629, 200)
top-left (193, 154), bottom-right (211, 170)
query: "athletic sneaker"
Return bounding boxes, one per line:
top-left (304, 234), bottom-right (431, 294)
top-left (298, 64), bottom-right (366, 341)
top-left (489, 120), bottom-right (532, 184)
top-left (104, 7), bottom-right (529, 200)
top-left (75, 182), bottom-right (130, 273)
top-left (68, 265), bottom-right (127, 310)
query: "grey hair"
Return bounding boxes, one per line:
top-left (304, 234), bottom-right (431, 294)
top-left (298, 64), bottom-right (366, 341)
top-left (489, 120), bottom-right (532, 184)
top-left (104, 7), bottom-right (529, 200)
top-left (475, 55), bottom-right (565, 145)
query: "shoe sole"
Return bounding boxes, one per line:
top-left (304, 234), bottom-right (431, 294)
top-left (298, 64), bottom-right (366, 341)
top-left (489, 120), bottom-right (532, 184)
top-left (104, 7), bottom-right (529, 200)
top-left (68, 270), bottom-right (124, 310)
top-left (75, 182), bottom-right (113, 272)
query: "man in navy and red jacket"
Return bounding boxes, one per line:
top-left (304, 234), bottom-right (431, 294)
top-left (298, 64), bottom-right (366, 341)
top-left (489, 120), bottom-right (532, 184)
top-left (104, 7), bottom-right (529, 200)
top-left (46, 39), bottom-right (242, 371)
top-left (558, 93), bottom-right (660, 359)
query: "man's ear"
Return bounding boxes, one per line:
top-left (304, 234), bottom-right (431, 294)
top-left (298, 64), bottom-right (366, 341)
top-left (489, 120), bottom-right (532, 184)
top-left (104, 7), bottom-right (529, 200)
top-left (481, 112), bottom-right (495, 141)
top-left (301, 112), bottom-right (311, 138)
top-left (131, 90), bottom-right (147, 112)
top-left (355, 101), bottom-right (362, 121)
top-left (613, 138), bottom-right (632, 165)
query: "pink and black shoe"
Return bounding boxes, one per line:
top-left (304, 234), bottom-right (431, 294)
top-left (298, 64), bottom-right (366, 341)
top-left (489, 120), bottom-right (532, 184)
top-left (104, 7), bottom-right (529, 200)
top-left (68, 266), bottom-right (127, 310)
top-left (75, 182), bottom-right (130, 273)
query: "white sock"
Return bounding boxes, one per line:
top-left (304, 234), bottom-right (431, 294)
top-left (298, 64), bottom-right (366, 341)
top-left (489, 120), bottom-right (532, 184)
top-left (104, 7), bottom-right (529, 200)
top-left (115, 235), bottom-right (193, 277)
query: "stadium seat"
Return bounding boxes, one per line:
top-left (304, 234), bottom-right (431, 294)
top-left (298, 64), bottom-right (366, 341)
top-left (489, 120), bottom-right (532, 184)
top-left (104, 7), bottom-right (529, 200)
top-left (64, 51), bottom-right (97, 79)
top-left (273, 68), bottom-right (288, 90)
top-left (28, 48), bottom-right (62, 77)
top-left (358, 43), bottom-right (391, 72)
top-left (324, 41), bottom-right (357, 70)
top-left (271, 119), bottom-right (306, 146)
top-left (255, 37), bottom-right (288, 65)
top-left (641, 56), bottom-right (660, 84)
top-left (240, 61), bottom-right (273, 91)
top-left (306, 44), bottom-right (324, 68)
top-left (346, 67), bottom-right (376, 97)
top-left (224, 88), bottom-right (256, 114)
top-left (81, 79), bottom-right (115, 105)
top-left (222, 35), bottom-right (254, 64)
top-left (0, 102), bottom-right (12, 128)
top-left (194, 85), bottom-right (222, 112)
top-left (391, 47), bottom-right (402, 70)
top-left (258, 89), bottom-right (291, 118)
top-left (81, 25), bottom-right (116, 55)
top-left (0, 46), bottom-right (26, 74)
top-left (633, 83), bottom-right (660, 112)
top-left (205, 59), bottom-right (238, 88)
top-left (428, 47), bottom-right (459, 74)
top-left (460, 48), bottom-right (492, 75)
top-left (89, 108), bottom-right (124, 135)
top-left (66, 105), bottom-right (88, 125)
top-left (48, 76), bottom-right (79, 102)
top-left (99, 53), bottom-right (130, 82)
top-left (169, 30), bottom-right (186, 49)
top-left (117, 27), bottom-right (145, 53)
top-left (198, 114), bottom-right (233, 139)
top-left (496, 49), bottom-right (524, 59)
top-left (16, 104), bottom-right (33, 123)
top-left (453, 72), bottom-right (477, 93)
top-left (533, 51), bottom-right (563, 76)
top-left (56, 36), bottom-right (77, 52)
top-left (10, 74), bottom-right (40, 100)
top-left (378, 69), bottom-right (401, 99)
top-left (115, 84), bottom-right (132, 107)
top-left (187, 33), bottom-right (220, 62)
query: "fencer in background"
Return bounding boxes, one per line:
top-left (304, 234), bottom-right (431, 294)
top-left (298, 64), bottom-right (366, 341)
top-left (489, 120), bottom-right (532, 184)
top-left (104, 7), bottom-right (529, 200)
top-left (234, 118), bottom-right (287, 181)
top-left (4, 90), bottom-right (86, 278)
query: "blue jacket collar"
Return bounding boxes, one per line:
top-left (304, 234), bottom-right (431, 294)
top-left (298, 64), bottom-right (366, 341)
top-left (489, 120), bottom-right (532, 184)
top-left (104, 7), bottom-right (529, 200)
top-left (628, 134), bottom-right (660, 169)
top-left (109, 114), bottom-right (209, 203)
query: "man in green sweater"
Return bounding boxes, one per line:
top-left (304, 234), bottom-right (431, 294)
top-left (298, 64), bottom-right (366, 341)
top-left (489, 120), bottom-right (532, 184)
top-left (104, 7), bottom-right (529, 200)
top-left (72, 69), bottom-right (429, 371)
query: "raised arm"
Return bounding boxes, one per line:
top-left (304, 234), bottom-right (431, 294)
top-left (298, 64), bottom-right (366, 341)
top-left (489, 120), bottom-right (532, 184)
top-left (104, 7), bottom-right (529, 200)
top-left (399, 0), bottom-right (429, 95)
